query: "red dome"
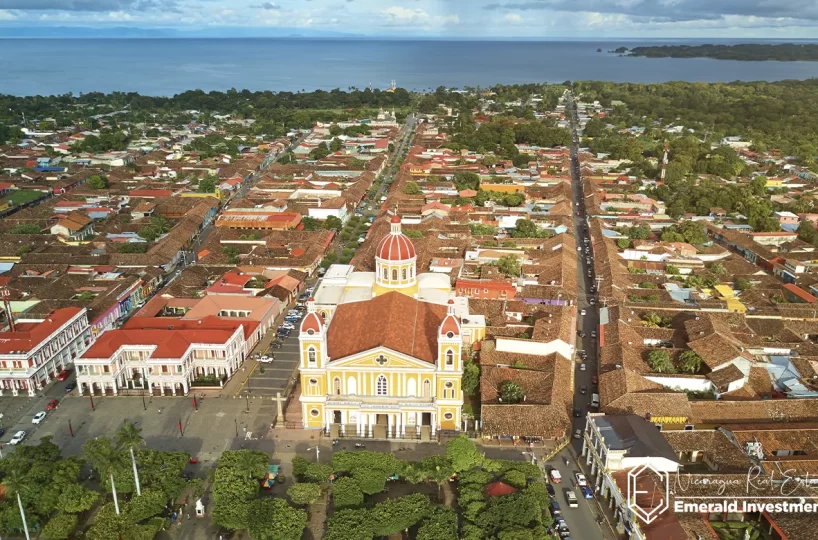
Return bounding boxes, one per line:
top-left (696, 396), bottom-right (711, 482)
top-left (440, 314), bottom-right (460, 336)
top-left (300, 312), bottom-right (324, 334)
top-left (376, 232), bottom-right (416, 261)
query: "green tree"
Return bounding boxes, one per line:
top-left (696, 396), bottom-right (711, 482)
top-left (513, 219), bottom-right (543, 238)
top-left (447, 435), bottom-right (483, 473)
top-left (404, 181), bottom-right (422, 195)
top-left (352, 466), bottom-right (387, 495)
top-left (616, 238), bottom-right (630, 249)
top-left (86, 174), bottom-right (109, 190)
top-left (371, 493), bottom-right (431, 537)
top-left (734, 277), bottom-right (752, 290)
top-left (495, 254), bottom-right (522, 276)
top-left (301, 216), bottom-right (320, 231)
top-left (56, 484), bottom-right (99, 514)
top-left (332, 476), bottom-right (364, 509)
top-left (41, 513), bottom-right (78, 540)
top-left (8, 224), bottom-right (41, 234)
top-left (499, 380), bottom-right (524, 403)
top-left (502, 470), bottom-right (527, 489)
top-left (647, 350), bottom-right (675, 373)
top-left (323, 215), bottom-right (343, 232)
top-left (330, 137), bottom-right (343, 152)
top-left (116, 422), bottom-right (145, 497)
top-left (417, 507), bottom-right (458, 540)
top-left (454, 172), bottom-right (480, 191)
top-left (197, 175), bottom-right (218, 193)
top-left (708, 262), bottom-right (727, 276)
top-left (679, 350), bottom-right (703, 374)
top-left (82, 437), bottom-right (127, 515)
top-left (247, 498), bottom-right (307, 540)
top-left (462, 361), bottom-right (480, 396)
top-left (325, 509), bottom-right (374, 540)
top-left (291, 456), bottom-right (310, 481)
top-left (469, 223), bottom-right (498, 236)
top-left (303, 463), bottom-right (333, 484)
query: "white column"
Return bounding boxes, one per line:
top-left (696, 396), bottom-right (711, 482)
top-left (387, 414), bottom-right (392, 439)
top-left (325, 412), bottom-right (331, 434)
top-left (431, 412), bottom-right (437, 437)
top-left (367, 414), bottom-right (373, 437)
top-left (396, 413), bottom-right (402, 438)
top-left (357, 413), bottom-right (363, 437)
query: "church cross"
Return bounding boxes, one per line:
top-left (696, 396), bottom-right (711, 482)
top-left (375, 355), bottom-right (388, 366)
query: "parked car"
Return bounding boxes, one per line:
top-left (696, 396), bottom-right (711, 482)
top-left (64, 382), bottom-right (76, 393)
top-left (589, 297), bottom-right (596, 305)
top-left (9, 431), bottom-right (26, 445)
top-left (550, 469), bottom-right (562, 483)
top-left (57, 369), bottom-right (72, 381)
top-left (550, 501), bottom-right (562, 515)
top-left (580, 309), bottom-right (586, 316)
top-left (574, 428), bottom-right (582, 439)
top-left (280, 322), bottom-right (295, 330)
top-left (573, 408), bottom-right (581, 418)
top-left (270, 341), bottom-right (283, 349)
top-left (259, 356), bottom-right (273, 364)
top-left (546, 483), bottom-right (556, 496)
top-left (564, 489), bottom-right (578, 508)
top-left (591, 330), bottom-right (597, 338)
top-left (575, 472), bottom-right (587, 487)
top-left (580, 385), bottom-right (587, 395)
top-left (580, 363), bottom-right (586, 371)
top-left (32, 411), bottom-right (47, 424)
top-left (46, 399), bottom-right (59, 411)
top-left (592, 375), bottom-right (598, 385)
top-left (581, 486), bottom-right (594, 499)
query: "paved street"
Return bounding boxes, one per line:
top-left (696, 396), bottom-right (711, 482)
top-left (565, 90), bottom-right (618, 539)
top-left (241, 336), bottom-right (300, 398)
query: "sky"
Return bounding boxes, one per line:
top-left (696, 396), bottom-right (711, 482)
top-left (1, 0), bottom-right (818, 38)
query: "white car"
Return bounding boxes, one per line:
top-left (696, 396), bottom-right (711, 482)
top-left (258, 356), bottom-right (274, 364)
top-left (280, 322), bottom-right (295, 330)
top-left (32, 411), bottom-right (47, 425)
top-left (9, 431), bottom-right (26, 445)
top-left (580, 309), bottom-right (586, 316)
top-left (575, 472), bottom-right (587, 487)
top-left (577, 246), bottom-right (582, 251)
top-left (580, 363), bottom-right (586, 371)
top-left (574, 429), bottom-right (582, 439)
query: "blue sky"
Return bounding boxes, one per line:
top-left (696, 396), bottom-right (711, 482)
top-left (1, 0), bottom-right (817, 38)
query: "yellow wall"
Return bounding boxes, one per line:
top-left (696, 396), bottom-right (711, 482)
top-left (481, 183), bottom-right (525, 194)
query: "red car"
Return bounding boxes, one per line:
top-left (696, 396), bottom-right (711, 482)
top-left (57, 369), bottom-right (71, 381)
top-left (45, 399), bottom-right (59, 411)
top-left (591, 375), bottom-right (598, 385)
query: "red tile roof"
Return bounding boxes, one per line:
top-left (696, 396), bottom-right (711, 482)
top-left (82, 328), bottom-right (236, 359)
top-left (0, 307), bottom-right (84, 355)
top-left (327, 292), bottom-right (446, 363)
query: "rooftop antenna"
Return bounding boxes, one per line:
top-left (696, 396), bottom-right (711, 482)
top-left (1, 288), bottom-right (15, 332)
top-left (369, 81), bottom-right (372, 91)
top-left (391, 80), bottom-right (396, 91)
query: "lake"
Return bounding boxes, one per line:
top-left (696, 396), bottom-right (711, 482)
top-left (2, 38), bottom-right (818, 96)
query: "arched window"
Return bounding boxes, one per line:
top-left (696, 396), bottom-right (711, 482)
top-left (334, 377), bottom-right (341, 395)
top-left (347, 376), bottom-right (357, 395)
top-left (308, 347), bottom-right (316, 366)
top-left (423, 379), bottom-right (431, 398)
top-left (410, 267), bottom-right (414, 278)
top-left (407, 378), bottom-right (417, 397)
top-left (445, 349), bottom-right (454, 366)
top-left (383, 267), bottom-right (388, 280)
top-left (376, 375), bottom-right (388, 396)
top-left (402, 268), bottom-right (407, 280)
top-left (392, 269), bottom-right (398, 281)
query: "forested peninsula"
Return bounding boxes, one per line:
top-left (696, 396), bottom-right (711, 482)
top-left (625, 43), bottom-right (818, 62)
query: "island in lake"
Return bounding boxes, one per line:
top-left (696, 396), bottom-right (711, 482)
top-left (623, 43), bottom-right (818, 62)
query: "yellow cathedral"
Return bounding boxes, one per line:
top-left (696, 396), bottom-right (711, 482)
top-left (298, 215), bottom-right (485, 438)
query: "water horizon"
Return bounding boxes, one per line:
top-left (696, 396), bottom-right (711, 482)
top-left (3, 37), bottom-right (818, 97)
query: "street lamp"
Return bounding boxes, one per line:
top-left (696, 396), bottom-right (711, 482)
top-left (306, 446), bottom-right (320, 463)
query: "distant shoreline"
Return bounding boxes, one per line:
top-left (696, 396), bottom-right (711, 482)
top-left (622, 43), bottom-right (818, 62)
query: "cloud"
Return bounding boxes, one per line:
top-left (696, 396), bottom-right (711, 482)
top-left (0, 0), bottom-right (172, 11)
top-left (504, 12), bottom-right (522, 23)
top-left (252, 1), bottom-right (280, 9)
top-left (382, 6), bottom-right (459, 27)
top-left (483, 0), bottom-right (818, 25)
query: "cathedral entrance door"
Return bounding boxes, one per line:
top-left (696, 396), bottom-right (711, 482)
top-left (333, 410), bottom-right (342, 424)
top-left (373, 414), bottom-right (388, 439)
top-left (421, 412), bottom-right (432, 426)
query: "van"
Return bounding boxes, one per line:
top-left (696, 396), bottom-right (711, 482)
top-left (550, 469), bottom-right (562, 483)
top-left (591, 393), bottom-right (600, 408)
top-left (565, 490), bottom-right (578, 508)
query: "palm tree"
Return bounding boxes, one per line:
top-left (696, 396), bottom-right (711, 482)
top-left (86, 438), bottom-right (127, 515)
top-left (4, 469), bottom-right (32, 540)
top-left (116, 422), bottom-right (145, 497)
top-left (235, 451), bottom-right (260, 479)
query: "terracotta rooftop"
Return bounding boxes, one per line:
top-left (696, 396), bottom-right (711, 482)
top-left (326, 292), bottom-right (447, 363)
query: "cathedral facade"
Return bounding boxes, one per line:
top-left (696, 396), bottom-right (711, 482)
top-left (298, 216), bottom-right (485, 438)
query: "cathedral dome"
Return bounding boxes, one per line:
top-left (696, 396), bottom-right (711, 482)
top-left (376, 215), bottom-right (416, 262)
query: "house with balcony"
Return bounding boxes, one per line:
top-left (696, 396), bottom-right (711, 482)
top-left (0, 307), bottom-right (92, 396)
top-left (75, 318), bottom-right (251, 396)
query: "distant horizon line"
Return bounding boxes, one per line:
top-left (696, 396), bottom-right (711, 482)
top-left (2, 35), bottom-right (818, 42)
